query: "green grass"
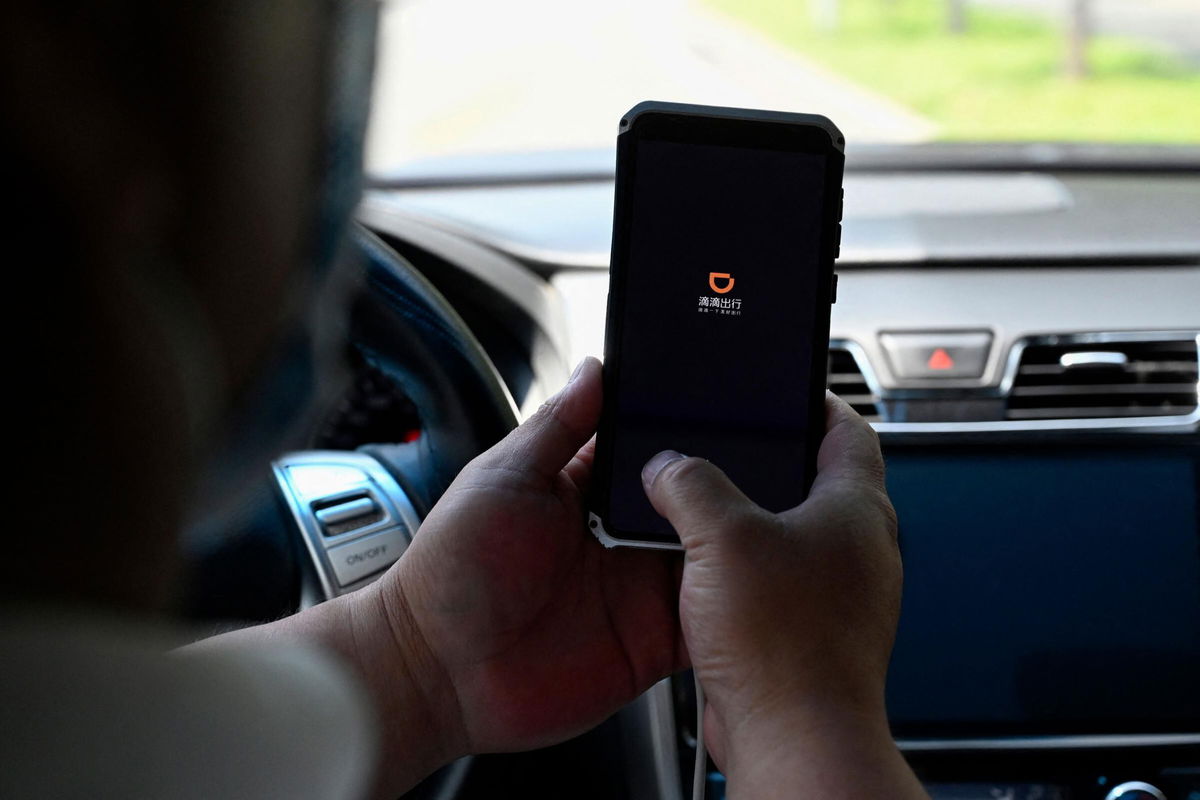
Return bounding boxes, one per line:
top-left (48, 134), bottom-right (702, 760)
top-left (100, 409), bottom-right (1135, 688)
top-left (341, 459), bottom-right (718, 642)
top-left (702, 0), bottom-right (1200, 143)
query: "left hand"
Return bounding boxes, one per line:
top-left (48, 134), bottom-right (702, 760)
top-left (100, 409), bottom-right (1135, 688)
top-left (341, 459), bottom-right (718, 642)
top-left (371, 356), bottom-right (686, 759)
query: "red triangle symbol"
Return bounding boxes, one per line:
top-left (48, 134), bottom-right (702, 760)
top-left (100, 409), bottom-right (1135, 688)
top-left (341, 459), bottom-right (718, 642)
top-left (927, 348), bottom-right (955, 370)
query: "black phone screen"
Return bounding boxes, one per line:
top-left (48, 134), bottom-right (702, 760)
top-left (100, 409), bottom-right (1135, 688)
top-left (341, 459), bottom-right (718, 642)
top-left (598, 117), bottom-right (839, 543)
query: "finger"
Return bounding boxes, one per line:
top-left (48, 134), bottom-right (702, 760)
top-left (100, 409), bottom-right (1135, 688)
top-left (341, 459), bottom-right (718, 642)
top-left (470, 357), bottom-right (603, 484)
top-left (641, 451), bottom-right (764, 551)
top-left (775, 393), bottom-right (891, 530)
top-left (563, 435), bottom-right (597, 492)
top-left (812, 391), bottom-right (887, 494)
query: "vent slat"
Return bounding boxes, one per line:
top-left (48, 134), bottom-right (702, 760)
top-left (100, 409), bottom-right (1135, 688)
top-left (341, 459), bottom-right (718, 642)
top-left (1018, 361), bottom-right (1199, 377)
top-left (1020, 341), bottom-right (1197, 364)
top-left (828, 347), bottom-right (883, 421)
top-left (1007, 406), bottom-right (1191, 420)
top-left (1011, 383), bottom-right (1199, 398)
top-left (834, 394), bottom-right (878, 405)
top-left (1006, 336), bottom-right (1198, 421)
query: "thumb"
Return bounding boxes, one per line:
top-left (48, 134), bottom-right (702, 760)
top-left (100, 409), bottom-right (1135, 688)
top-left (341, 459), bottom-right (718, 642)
top-left (641, 452), bottom-right (764, 551)
top-left (468, 356), bottom-right (602, 484)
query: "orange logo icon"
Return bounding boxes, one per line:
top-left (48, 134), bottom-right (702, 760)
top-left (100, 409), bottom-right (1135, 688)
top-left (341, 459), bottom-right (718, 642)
top-left (708, 272), bottom-right (735, 294)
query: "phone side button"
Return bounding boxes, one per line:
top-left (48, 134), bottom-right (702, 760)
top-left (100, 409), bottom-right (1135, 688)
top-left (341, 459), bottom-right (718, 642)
top-left (831, 273), bottom-right (839, 304)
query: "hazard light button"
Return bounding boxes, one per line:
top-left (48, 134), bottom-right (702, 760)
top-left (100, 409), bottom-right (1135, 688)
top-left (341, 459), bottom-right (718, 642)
top-left (879, 331), bottom-right (992, 379)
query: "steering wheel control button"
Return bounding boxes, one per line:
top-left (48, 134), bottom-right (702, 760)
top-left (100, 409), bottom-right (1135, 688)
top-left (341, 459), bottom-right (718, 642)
top-left (880, 331), bottom-right (993, 380)
top-left (1105, 782), bottom-right (1167, 800)
top-left (274, 451), bottom-right (425, 601)
top-left (284, 463), bottom-right (371, 500)
top-left (314, 493), bottom-right (384, 536)
top-left (327, 527), bottom-right (408, 587)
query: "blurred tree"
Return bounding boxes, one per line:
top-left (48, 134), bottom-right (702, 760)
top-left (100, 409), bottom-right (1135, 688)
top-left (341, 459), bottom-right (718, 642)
top-left (813, 0), bottom-right (839, 32)
top-left (947, 0), bottom-right (967, 34)
top-left (1066, 0), bottom-right (1092, 79)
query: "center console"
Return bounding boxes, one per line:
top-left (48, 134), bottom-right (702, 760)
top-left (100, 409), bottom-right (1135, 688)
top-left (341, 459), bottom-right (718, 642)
top-left (620, 433), bottom-right (1200, 800)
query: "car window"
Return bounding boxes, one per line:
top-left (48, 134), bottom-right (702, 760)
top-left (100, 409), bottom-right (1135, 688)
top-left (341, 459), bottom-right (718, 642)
top-left (365, 0), bottom-right (1200, 170)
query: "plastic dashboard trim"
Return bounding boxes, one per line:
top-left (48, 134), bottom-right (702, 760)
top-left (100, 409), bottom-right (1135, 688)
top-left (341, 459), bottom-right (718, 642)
top-left (831, 332), bottom-right (1200, 435)
top-left (636, 682), bottom-right (1199, 800)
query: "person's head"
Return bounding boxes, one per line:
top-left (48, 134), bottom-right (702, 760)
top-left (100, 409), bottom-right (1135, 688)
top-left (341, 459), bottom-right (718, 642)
top-left (3, 2), bottom-right (377, 611)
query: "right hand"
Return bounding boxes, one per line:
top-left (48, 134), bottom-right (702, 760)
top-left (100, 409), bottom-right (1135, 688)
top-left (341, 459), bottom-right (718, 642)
top-left (642, 393), bottom-right (919, 795)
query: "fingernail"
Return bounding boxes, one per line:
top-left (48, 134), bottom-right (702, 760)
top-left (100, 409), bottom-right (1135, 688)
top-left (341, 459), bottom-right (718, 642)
top-left (568, 359), bottom-right (589, 384)
top-left (642, 450), bottom-right (685, 488)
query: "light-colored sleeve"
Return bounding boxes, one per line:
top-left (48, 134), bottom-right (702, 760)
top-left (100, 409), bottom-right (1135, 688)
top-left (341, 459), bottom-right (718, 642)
top-left (1, 617), bottom-right (378, 800)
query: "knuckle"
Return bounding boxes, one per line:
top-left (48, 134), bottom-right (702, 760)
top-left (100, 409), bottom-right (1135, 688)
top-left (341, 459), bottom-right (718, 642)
top-left (840, 460), bottom-right (887, 494)
top-left (845, 407), bottom-right (883, 454)
top-left (658, 455), bottom-right (712, 494)
top-left (865, 420), bottom-right (883, 449)
top-left (532, 393), bottom-right (564, 424)
top-left (818, 483), bottom-right (897, 541)
top-left (531, 391), bottom-right (587, 442)
top-left (881, 501), bottom-right (900, 541)
top-left (865, 458), bottom-right (888, 489)
top-left (868, 487), bottom-right (899, 541)
top-left (663, 458), bottom-right (738, 506)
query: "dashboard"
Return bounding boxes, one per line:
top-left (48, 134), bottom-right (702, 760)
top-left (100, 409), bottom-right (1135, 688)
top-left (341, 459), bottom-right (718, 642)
top-left (358, 144), bottom-right (1200, 800)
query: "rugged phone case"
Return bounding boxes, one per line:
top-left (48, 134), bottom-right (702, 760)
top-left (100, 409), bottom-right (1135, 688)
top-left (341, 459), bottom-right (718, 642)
top-left (589, 100), bottom-right (845, 551)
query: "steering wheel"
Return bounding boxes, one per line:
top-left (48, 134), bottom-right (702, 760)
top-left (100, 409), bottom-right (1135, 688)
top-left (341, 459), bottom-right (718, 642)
top-left (346, 225), bottom-right (519, 509)
top-left (190, 224), bottom-right (520, 799)
top-left (272, 224), bottom-right (518, 571)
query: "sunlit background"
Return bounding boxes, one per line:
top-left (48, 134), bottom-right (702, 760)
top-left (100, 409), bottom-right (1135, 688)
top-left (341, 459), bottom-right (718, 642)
top-left (366, 0), bottom-right (1200, 170)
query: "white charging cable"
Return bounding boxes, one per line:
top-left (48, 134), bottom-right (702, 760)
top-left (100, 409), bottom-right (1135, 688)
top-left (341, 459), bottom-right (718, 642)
top-left (692, 671), bottom-right (707, 800)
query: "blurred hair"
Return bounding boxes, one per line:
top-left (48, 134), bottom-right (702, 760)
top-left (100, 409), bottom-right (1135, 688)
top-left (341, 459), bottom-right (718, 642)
top-left (1, 3), bottom-right (334, 611)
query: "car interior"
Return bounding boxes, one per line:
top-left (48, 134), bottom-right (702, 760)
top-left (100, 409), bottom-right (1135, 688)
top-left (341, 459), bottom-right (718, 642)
top-left (56, 1), bottom-right (1193, 798)
top-left (181, 136), bottom-right (1200, 800)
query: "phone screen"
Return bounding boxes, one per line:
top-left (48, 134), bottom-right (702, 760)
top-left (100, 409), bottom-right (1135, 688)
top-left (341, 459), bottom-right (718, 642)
top-left (601, 128), bottom-right (835, 541)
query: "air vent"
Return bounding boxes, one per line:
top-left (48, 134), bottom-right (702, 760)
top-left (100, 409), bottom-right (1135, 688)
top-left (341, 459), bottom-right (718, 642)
top-left (1007, 336), bottom-right (1199, 420)
top-left (829, 347), bottom-right (882, 422)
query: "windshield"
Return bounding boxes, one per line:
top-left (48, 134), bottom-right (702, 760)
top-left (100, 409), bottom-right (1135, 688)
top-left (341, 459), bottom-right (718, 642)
top-left (365, 0), bottom-right (1200, 170)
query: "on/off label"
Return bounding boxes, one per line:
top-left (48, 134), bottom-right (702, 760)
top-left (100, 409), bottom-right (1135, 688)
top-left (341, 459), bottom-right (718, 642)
top-left (327, 527), bottom-right (407, 587)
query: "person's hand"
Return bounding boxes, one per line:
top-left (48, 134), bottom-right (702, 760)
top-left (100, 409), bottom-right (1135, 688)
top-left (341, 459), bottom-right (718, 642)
top-left (642, 393), bottom-right (926, 798)
top-left (205, 358), bottom-right (684, 798)
top-left (370, 357), bottom-right (686, 760)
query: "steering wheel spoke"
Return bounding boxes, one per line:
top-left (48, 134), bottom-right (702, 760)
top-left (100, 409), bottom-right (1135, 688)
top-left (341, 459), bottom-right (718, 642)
top-left (273, 450), bottom-right (422, 604)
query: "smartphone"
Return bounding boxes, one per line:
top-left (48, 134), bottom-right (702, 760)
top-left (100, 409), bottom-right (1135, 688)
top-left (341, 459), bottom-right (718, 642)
top-left (588, 101), bottom-right (845, 550)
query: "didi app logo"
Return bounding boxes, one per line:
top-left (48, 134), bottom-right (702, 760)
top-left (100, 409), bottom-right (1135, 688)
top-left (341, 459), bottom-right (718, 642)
top-left (708, 272), bottom-right (735, 294)
top-left (698, 272), bottom-right (742, 316)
